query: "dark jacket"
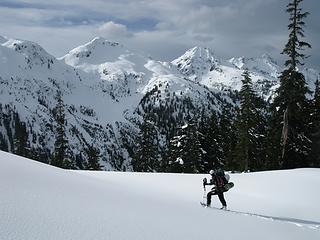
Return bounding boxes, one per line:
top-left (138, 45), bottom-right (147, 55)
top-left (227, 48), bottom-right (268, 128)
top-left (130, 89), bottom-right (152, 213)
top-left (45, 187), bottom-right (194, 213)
top-left (213, 174), bottom-right (227, 192)
top-left (206, 173), bottom-right (227, 192)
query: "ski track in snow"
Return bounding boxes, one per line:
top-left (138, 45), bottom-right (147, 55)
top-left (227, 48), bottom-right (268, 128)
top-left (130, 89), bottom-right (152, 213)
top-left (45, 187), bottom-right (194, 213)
top-left (202, 204), bottom-right (320, 230)
top-left (1, 152), bottom-right (320, 240)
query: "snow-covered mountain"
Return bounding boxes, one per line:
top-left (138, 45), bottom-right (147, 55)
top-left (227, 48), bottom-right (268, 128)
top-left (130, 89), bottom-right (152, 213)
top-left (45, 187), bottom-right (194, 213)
top-left (0, 37), bottom-right (135, 170)
top-left (0, 36), bottom-right (319, 169)
top-left (173, 50), bottom-right (318, 101)
top-left (1, 151), bottom-right (319, 240)
top-left (171, 46), bottom-right (220, 82)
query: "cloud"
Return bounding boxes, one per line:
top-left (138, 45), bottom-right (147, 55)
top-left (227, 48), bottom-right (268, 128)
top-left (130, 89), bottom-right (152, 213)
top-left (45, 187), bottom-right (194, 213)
top-left (0, 0), bottom-right (318, 67)
top-left (97, 21), bottom-right (132, 38)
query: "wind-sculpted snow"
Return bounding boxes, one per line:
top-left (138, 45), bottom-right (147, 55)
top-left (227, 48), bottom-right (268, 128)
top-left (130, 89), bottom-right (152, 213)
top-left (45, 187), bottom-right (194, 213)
top-left (0, 151), bottom-right (319, 240)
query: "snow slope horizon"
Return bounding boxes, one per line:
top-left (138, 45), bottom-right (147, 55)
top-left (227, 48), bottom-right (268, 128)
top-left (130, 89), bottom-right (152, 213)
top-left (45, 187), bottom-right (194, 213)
top-left (1, 151), bottom-right (319, 240)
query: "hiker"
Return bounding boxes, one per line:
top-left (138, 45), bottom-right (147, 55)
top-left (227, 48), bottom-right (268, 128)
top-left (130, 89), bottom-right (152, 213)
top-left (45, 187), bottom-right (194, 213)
top-left (203, 168), bottom-right (228, 209)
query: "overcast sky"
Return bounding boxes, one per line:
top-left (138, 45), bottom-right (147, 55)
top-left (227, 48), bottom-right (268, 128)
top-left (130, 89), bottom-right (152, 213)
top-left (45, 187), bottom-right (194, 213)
top-left (0, 0), bottom-right (319, 68)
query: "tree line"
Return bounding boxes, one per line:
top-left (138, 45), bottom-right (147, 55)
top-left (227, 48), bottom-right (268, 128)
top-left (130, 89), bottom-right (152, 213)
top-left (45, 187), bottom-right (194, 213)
top-left (133, 0), bottom-right (320, 173)
top-left (0, 91), bottom-right (102, 170)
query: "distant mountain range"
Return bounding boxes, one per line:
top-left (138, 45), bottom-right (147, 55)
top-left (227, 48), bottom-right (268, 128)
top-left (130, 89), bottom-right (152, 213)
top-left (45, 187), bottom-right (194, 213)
top-left (0, 36), bottom-right (318, 169)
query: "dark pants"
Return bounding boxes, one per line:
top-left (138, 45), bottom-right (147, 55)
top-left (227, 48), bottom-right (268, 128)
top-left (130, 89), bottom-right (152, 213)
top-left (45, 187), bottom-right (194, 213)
top-left (207, 189), bottom-right (227, 207)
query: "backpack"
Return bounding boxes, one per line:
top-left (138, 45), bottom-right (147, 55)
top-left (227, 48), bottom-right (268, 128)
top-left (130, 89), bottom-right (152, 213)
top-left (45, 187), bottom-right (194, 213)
top-left (216, 172), bottom-right (234, 192)
top-left (222, 173), bottom-right (234, 192)
top-left (215, 175), bottom-right (227, 188)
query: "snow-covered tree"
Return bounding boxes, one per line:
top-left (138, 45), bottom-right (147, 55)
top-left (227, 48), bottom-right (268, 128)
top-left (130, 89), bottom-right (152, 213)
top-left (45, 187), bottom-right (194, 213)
top-left (166, 120), bottom-right (205, 173)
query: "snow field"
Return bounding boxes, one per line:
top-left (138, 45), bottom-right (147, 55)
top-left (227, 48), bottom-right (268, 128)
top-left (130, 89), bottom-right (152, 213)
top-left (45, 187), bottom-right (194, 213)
top-left (0, 150), bottom-right (319, 240)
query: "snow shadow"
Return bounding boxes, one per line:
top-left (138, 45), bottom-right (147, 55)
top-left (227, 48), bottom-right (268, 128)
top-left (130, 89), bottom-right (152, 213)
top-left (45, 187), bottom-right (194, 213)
top-left (211, 207), bottom-right (320, 230)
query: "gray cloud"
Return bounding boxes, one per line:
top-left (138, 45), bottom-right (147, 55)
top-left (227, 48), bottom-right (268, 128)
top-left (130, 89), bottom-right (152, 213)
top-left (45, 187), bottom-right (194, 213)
top-left (0, 0), bottom-right (319, 68)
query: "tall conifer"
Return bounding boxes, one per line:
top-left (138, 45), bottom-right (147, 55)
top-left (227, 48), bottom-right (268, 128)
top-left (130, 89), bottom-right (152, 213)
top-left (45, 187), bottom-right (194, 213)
top-left (52, 91), bottom-right (68, 168)
top-left (235, 70), bottom-right (266, 171)
top-left (309, 79), bottom-right (320, 166)
top-left (272, 0), bottom-right (311, 168)
top-left (133, 116), bottom-right (160, 172)
top-left (85, 144), bottom-right (101, 170)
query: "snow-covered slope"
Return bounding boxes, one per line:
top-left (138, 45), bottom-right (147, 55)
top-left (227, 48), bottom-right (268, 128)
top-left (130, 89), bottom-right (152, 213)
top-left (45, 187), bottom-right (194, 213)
top-left (229, 54), bottom-right (281, 78)
top-left (0, 36), bottom-right (319, 170)
top-left (0, 151), bottom-right (319, 240)
top-left (173, 48), bottom-right (319, 100)
top-left (0, 37), bottom-right (135, 170)
top-left (0, 36), bottom-right (236, 169)
top-left (171, 46), bottom-right (220, 82)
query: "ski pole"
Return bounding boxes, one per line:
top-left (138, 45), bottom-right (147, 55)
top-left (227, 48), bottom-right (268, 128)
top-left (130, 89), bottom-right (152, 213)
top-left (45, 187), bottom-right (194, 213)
top-left (202, 178), bottom-right (207, 203)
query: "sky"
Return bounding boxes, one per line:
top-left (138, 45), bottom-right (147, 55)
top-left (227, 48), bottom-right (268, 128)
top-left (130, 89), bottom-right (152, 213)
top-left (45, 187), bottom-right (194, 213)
top-left (0, 0), bottom-right (319, 68)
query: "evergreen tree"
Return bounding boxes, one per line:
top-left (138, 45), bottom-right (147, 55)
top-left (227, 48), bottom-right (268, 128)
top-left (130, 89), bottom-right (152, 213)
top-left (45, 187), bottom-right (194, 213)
top-left (0, 105), bottom-right (31, 156)
top-left (219, 103), bottom-right (238, 171)
top-left (0, 105), bottom-right (8, 151)
top-left (75, 152), bottom-right (85, 170)
top-left (132, 116), bottom-right (160, 172)
top-left (234, 70), bottom-right (267, 172)
top-left (0, 132), bottom-right (8, 152)
top-left (272, 0), bottom-right (312, 169)
top-left (29, 146), bottom-right (51, 164)
top-left (200, 113), bottom-right (223, 172)
top-left (166, 119), bottom-right (205, 173)
top-left (165, 134), bottom-right (185, 173)
top-left (282, 0), bottom-right (311, 69)
top-left (85, 144), bottom-right (101, 170)
top-left (52, 91), bottom-right (68, 168)
top-left (13, 112), bottom-right (30, 158)
top-left (309, 79), bottom-right (320, 166)
top-left (265, 106), bottom-right (282, 170)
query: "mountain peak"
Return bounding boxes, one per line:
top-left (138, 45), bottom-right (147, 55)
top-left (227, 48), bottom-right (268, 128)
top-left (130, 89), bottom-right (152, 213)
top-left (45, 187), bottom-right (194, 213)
top-left (2, 38), bottom-right (56, 68)
top-left (172, 46), bottom-right (220, 81)
top-left (175, 46), bottom-right (218, 63)
top-left (87, 37), bottom-right (123, 48)
top-left (3, 38), bottom-right (49, 55)
top-left (61, 37), bottom-right (130, 66)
